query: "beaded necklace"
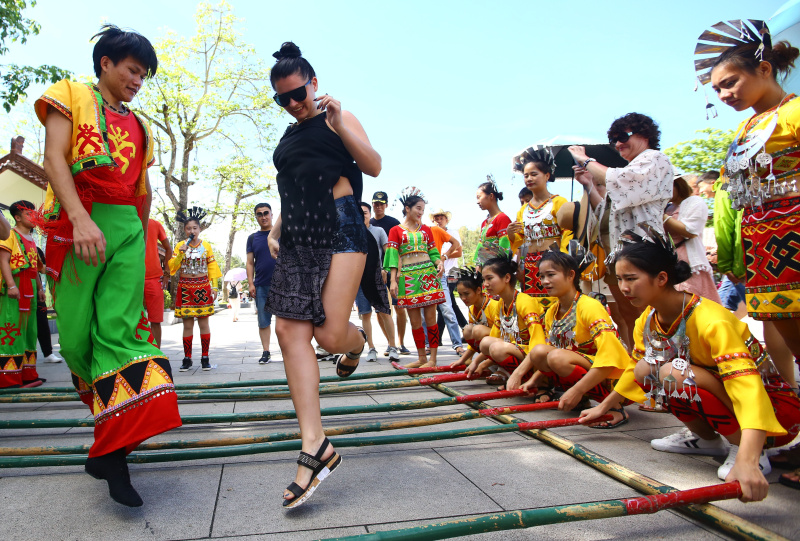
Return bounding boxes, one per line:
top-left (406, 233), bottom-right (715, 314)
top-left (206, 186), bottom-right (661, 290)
top-left (498, 290), bottom-right (519, 343)
top-left (547, 292), bottom-right (581, 349)
top-left (471, 294), bottom-right (491, 326)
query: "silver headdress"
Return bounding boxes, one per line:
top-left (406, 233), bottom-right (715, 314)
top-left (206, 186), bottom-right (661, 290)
top-left (512, 145), bottom-right (556, 177)
top-left (398, 186), bottom-right (427, 208)
top-left (695, 19), bottom-right (771, 86)
top-left (451, 266), bottom-right (483, 285)
top-left (694, 20), bottom-right (770, 120)
top-left (176, 206), bottom-right (208, 225)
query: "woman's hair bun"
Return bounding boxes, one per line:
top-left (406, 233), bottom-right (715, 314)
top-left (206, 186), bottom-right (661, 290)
top-left (673, 260), bottom-right (693, 285)
top-left (273, 41), bottom-right (302, 61)
top-left (772, 41), bottom-right (800, 75)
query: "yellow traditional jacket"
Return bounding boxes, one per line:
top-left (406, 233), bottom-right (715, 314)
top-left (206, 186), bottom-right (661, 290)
top-left (489, 292), bottom-right (545, 354)
top-left (169, 240), bottom-right (222, 283)
top-left (34, 80), bottom-right (155, 219)
top-left (0, 232), bottom-right (36, 291)
top-left (543, 294), bottom-right (629, 376)
top-left (615, 295), bottom-right (786, 436)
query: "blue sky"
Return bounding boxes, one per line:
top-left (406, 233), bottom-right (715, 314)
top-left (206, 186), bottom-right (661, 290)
top-left (3, 0), bottom-right (792, 256)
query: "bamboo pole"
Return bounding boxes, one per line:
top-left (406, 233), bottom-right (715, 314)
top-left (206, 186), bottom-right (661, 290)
top-left (0, 402), bottom-right (562, 456)
top-left (320, 483), bottom-right (745, 541)
top-left (0, 365), bottom-right (464, 396)
top-left (0, 415), bottom-right (601, 468)
top-left (429, 382), bottom-right (788, 541)
top-left (0, 388), bottom-right (532, 430)
top-left (0, 373), bottom-right (474, 404)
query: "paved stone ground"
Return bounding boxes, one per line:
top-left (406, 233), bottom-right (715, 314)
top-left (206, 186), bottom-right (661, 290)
top-left (1, 305), bottom-right (797, 541)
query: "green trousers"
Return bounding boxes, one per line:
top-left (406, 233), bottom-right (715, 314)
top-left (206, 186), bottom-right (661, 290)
top-left (0, 277), bottom-right (38, 387)
top-left (53, 203), bottom-right (181, 457)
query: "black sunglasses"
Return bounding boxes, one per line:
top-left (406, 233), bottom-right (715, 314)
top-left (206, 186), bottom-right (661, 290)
top-left (273, 79), bottom-right (312, 108)
top-left (609, 131), bottom-right (634, 145)
top-left (256, 211), bottom-right (271, 217)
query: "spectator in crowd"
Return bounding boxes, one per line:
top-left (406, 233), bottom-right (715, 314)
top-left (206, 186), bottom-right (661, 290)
top-left (144, 218), bottom-right (172, 348)
top-left (568, 112), bottom-right (674, 348)
top-left (370, 190), bottom-right (410, 355)
top-left (518, 187), bottom-right (533, 206)
top-left (429, 208), bottom-right (465, 354)
top-left (663, 174), bottom-right (721, 303)
top-left (246, 203), bottom-right (277, 364)
top-left (357, 202), bottom-right (399, 361)
top-left (35, 247), bottom-right (63, 363)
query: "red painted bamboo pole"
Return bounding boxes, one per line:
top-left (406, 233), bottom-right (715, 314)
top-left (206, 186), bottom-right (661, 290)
top-left (623, 482), bottom-right (742, 515)
top-left (418, 373), bottom-right (472, 385)
top-left (478, 401), bottom-right (560, 416)
top-left (454, 388), bottom-right (529, 402)
top-left (516, 415), bottom-right (612, 430)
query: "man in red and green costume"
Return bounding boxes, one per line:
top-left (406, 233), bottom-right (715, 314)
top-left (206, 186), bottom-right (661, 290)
top-left (0, 201), bottom-right (45, 388)
top-left (36, 25), bottom-right (180, 507)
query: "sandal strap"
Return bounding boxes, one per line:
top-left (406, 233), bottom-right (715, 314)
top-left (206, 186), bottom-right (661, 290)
top-left (297, 452), bottom-right (323, 470)
top-left (314, 437), bottom-right (331, 459)
top-left (284, 482), bottom-right (305, 499)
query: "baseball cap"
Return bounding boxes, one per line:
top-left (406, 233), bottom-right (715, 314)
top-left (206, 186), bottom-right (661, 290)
top-left (372, 191), bottom-right (389, 204)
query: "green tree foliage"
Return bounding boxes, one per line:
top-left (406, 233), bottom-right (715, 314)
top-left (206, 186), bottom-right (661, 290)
top-left (208, 155), bottom-right (274, 277)
top-left (0, 0), bottom-right (71, 112)
top-left (458, 226), bottom-right (481, 267)
top-left (663, 127), bottom-right (735, 174)
top-left (135, 1), bottom-right (278, 241)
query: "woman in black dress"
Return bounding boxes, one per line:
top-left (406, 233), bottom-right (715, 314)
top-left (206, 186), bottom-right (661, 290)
top-left (265, 42), bottom-right (382, 508)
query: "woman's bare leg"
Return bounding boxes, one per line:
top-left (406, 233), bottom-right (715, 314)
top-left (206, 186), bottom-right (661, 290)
top-left (276, 317), bottom-right (331, 499)
top-left (314, 252), bottom-right (367, 369)
top-left (768, 320), bottom-right (800, 387)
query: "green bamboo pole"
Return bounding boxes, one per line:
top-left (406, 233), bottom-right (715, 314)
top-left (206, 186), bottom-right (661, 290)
top-left (0, 416), bottom-right (594, 468)
top-left (0, 395), bottom-right (465, 430)
top-left (0, 365), bottom-right (462, 395)
top-left (320, 483), bottom-right (746, 541)
top-left (428, 381), bottom-right (787, 541)
top-left (0, 401), bottom-right (562, 456)
top-left (0, 378), bottom-right (424, 403)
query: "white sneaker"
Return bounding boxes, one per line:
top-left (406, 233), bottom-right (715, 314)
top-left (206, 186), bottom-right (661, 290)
top-left (717, 445), bottom-right (772, 480)
top-left (367, 348), bottom-right (378, 362)
top-left (650, 428), bottom-right (729, 456)
top-left (43, 354), bottom-right (63, 363)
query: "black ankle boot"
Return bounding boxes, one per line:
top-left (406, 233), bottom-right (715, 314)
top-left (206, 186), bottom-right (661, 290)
top-left (85, 448), bottom-right (143, 507)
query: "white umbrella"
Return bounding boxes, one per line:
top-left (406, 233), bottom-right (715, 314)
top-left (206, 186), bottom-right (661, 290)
top-left (224, 267), bottom-right (247, 282)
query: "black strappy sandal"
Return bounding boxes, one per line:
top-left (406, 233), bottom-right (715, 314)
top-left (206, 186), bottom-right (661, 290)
top-left (335, 327), bottom-right (367, 378)
top-left (283, 437), bottom-right (342, 509)
top-left (589, 406), bottom-right (629, 429)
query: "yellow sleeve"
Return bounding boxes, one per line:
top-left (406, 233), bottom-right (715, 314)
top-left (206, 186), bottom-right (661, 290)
top-left (613, 309), bottom-right (648, 403)
top-left (204, 241), bottom-right (223, 283)
top-left (35, 79), bottom-right (74, 125)
top-left (168, 241), bottom-right (185, 275)
top-left (519, 294), bottom-right (545, 349)
top-left (509, 205), bottom-right (525, 253)
top-left (580, 297), bottom-right (630, 377)
top-left (551, 198), bottom-right (573, 252)
top-left (704, 320), bottom-right (786, 435)
top-left (0, 234), bottom-right (15, 254)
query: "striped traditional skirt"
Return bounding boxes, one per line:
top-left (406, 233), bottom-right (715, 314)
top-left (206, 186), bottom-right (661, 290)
top-left (175, 276), bottom-right (214, 318)
top-left (742, 196), bottom-right (800, 320)
top-left (397, 261), bottom-right (445, 309)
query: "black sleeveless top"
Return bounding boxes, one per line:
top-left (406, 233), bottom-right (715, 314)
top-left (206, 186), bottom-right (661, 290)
top-left (273, 112), bottom-right (362, 250)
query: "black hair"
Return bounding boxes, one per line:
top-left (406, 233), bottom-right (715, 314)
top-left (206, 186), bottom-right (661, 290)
top-left (608, 112), bottom-right (661, 150)
top-left (402, 195), bottom-right (424, 216)
top-left (183, 218), bottom-right (201, 228)
top-left (270, 42), bottom-right (316, 87)
top-left (698, 171), bottom-right (720, 184)
top-left (713, 40), bottom-right (799, 81)
top-left (539, 250), bottom-right (581, 290)
top-left (478, 181), bottom-right (503, 201)
top-left (9, 200), bottom-right (35, 220)
top-left (518, 187), bottom-right (532, 199)
top-left (673, 176), bottom-right (693, 200)
top-left (615, 239), bottom-right (692, 286)
top-left (522, 158), bottom-right (552, 182)
top-left (92, 24), bottom-right (158, 78)
top-left (254, 202), bottom-right (272, 213)
top-left (360, 201), bottom-right (372, 212)
top-left (483, 256), bottom-right (518, 287)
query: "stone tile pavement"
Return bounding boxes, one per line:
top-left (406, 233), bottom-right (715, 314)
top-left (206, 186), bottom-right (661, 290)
top-left (1, 306), bottom-right (797, 541)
